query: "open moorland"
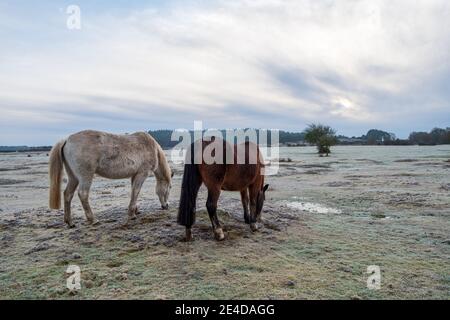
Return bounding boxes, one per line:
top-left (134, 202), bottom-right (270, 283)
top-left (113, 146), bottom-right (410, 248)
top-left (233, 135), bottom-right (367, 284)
top-left (0, 146), bottom-right (449, 299)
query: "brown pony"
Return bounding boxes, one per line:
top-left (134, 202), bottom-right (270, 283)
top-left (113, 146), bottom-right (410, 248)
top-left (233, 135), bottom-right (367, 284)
top-left (177, 138), bottom-right (269, 241)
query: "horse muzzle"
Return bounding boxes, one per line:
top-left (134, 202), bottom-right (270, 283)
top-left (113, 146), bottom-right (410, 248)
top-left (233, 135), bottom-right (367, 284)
top-left (161, 204), bottom-right (169, 210)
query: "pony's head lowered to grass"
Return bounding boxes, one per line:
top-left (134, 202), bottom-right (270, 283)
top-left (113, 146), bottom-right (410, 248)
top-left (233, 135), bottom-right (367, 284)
top-left (255, 183), bottom-right (269, 223)
top-left (155, 145), bottom-right (174, 210)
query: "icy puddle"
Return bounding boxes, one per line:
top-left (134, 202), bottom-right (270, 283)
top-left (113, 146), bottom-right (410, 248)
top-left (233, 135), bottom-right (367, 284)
top-left (286, 200), bottom-right (342, 214)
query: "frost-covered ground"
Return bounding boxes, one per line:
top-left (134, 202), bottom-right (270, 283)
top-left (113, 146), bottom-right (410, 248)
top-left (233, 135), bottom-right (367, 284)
top-left (0, 146), bottom-right (449, 299)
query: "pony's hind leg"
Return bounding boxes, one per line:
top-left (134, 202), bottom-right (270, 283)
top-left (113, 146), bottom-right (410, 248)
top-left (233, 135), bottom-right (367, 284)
top-left (206, 188), bottom-right (225, 241)
top-left (77, 176), bottom-right (98, 225)
top-left (63, 172), bottom-right (79, 228)
top-left (240, 188), bottom-right (250, 224)
top-left (127, 171), bottom-right (147, 223)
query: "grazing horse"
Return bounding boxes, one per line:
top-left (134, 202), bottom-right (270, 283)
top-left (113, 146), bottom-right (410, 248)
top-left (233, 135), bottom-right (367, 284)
top-left (177, 138), bottom-right (269, 241)
top-left (48, 130), bottom-right (173, 228)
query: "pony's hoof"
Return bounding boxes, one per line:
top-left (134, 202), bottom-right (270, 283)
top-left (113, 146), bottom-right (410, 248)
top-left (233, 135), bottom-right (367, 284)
top-left (214, 228), bottom-right (225, 241)
top-left (183, 228), bottom-right (193, 242)
top-left (66, 223), bottom-right (75, 229)
top-left (125, 217), bottom-right (136, 226)
top-left (250, 223), bottom-right (258, 232)
top-left (89, 219), bottom-right (100, 226)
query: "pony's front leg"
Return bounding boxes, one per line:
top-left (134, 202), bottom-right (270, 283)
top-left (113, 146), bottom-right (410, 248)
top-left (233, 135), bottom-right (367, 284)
top-left (206, 189), bottom-right (225, 241)
top-left (127, 171), bottom-right (147, 223)
top-left (248, 185), bottom-right (259, 232)
top-left (185, 227), bottom-right (192, 242)
top-left (240, 189), bottom-right (250, 224)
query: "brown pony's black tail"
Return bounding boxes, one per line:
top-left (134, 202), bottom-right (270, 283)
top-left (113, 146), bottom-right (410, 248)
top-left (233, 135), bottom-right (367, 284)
top-left (177, 143), bottom-right (202, 228)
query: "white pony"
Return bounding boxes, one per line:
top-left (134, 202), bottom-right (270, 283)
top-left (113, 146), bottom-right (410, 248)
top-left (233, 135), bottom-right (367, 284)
top-left (48, 130), bottom-right (173, 227)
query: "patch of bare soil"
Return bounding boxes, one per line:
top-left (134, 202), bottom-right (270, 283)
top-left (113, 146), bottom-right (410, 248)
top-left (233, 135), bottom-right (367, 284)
top-left (0, 179), bottom-right (28, 186)
top-left (355, 159), bottom-right (384, 165)
top-left (298, 164), bottom-right (331, 169)
top-left (0, 166), bottom-right (31, 172)
top-left (344, 174), bottom-right (372, 180)
top-left (412, 162), bottom-right (444, 167)
top-left (389, 173), bottom-right (420, 177)
top-left (394, 159), bottom-right (420, 163)
top-left (323, 181), bottom-right (353, 187)
top-left (386, 192), bottom-right (429, 208)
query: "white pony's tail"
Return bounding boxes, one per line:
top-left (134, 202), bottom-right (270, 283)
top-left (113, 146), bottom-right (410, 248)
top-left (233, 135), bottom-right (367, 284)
top-left (48, 140), bottom-right (66, 209)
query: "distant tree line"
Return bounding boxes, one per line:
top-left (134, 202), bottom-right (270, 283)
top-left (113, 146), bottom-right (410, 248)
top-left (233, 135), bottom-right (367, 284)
top-left (146, 130), bottom-right (180, 149)
top-left (0, 146), bottom-right (52, 153)
top-left (147, 127), bottom-right (450, 149)
top-left (147, 129), bottom-right (306, 149)
top-left (408, 128), bottom-right (450, 145)
top-left (1, 127), bottom-right (448, 152)
top-left (338, 127), bottom-right (450, 146)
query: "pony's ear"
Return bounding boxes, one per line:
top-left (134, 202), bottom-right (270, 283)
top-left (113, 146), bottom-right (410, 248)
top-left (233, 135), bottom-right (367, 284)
top-left (263, 184), bottom-right (269, 192)
top-left (171, 171), bottom-right (174, 178)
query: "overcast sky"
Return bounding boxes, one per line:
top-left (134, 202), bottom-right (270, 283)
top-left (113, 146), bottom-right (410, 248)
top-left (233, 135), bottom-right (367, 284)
top-left (1, 0), bottom-right (449, 145)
